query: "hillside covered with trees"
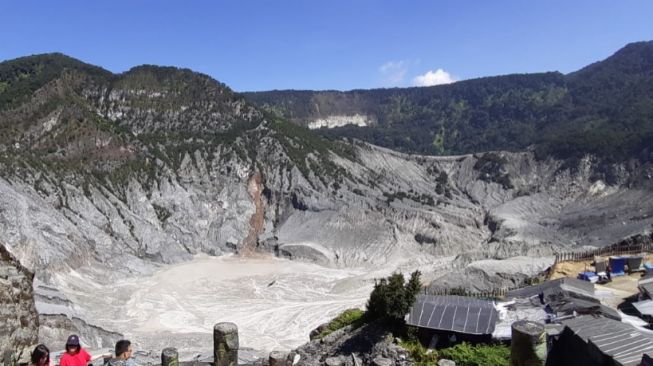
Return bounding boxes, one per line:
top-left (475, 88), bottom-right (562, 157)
top-left (245, 41), bottom-right (653, 162)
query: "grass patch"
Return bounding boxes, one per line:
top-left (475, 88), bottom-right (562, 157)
top-left (399, 340), bottom-right (438, 366)
top-left (438, 342), bottom-right (510, 366)
top-left (398, 340), bottom-right (510, 366)
top-left (314, 308), bottom-right (366, 339)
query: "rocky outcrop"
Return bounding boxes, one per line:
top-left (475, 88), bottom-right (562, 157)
top-left (307, 115), bottom-right (372, 130)
top-left (0, 244), bottom-right (38, 361)
top-left (429, 256), bottom-right (555, 293)
top-left (38, 314), bottom-right (122, 349)
top-left (293, 322), bottom-right (410, 366)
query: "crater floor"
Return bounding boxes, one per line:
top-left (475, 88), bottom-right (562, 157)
top-left (55, 254), bottom-right (377, 356)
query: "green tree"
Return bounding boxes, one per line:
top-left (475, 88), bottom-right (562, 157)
top-left (366, 270), bottom-right (422, 322)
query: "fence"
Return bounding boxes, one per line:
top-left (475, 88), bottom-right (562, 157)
top-left (554, 238), bottom-right (653, 264)
top-left (422, 286), bottom-right (510, 300)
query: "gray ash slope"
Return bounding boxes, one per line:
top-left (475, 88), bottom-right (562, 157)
top-left (0, 52), bottom-right (652, 349)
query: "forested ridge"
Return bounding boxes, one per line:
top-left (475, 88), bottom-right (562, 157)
top-left (245, 41), bottom-right (653, 162)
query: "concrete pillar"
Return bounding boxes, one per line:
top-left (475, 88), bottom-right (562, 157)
top-left (214, 322), bottom-right (239, 366)
top-left (511, 320), bottom-right (546, 366)
top-left (269, 351), bottom-right (288, 366)
top-left (161, 348), bottom-right (179, 366)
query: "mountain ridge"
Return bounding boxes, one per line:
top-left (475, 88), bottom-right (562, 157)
top-left (244, 41), bottom-right (653, 162)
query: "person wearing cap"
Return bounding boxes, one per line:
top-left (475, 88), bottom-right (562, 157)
top-left (59, 335), bottom-right (109, 366)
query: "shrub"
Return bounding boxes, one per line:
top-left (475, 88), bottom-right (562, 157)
top-left (366, 271), bottom-right (421, 322)
top-left (399, 339), bottom-right (438, 366)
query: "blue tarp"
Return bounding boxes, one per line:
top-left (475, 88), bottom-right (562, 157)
top-left (644, 263), bottom-right (653, 272)
top-left (577, 271), bottom-right (599, 283)
top-left (609, 257), bottom-right (626, 276)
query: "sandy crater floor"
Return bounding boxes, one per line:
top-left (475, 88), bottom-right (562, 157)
top-left (59, 254), bottom-right (376, 355)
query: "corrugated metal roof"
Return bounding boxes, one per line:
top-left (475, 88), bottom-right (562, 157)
top-left (563, 316), bottom-right (653, 366)
top-left (640, 274), bottom-right (653, 285)
top-left (492, 298), bottom-right (549, 340)
top-left (640, 282), bottom-right (653, 298)
top-left (543, 286), bottom-right (621, 320)
top-left (407, 295), bottom-right (498, 335)
top-left (507, 277), bottom-right (595, 299)
top-left (634, 300), bottom-right (653, 316)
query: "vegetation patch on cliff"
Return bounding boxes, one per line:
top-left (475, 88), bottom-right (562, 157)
top-left (312, 308), bottom-right (365, 339)
top-left (400, 339), bottom-right (510, 366)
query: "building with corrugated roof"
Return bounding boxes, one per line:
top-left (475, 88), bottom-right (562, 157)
top-left (406, 295), bottom-right (499, 347)
top-left (546, 315), bottom-right (653, 366)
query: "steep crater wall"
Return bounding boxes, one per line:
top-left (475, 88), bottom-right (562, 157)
top-left (0, 244), bottom-right (38, 361)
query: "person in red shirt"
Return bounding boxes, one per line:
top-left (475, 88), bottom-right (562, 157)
top-left (59, 335), bottom-right (90, 366)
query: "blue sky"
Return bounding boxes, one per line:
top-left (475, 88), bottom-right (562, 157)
top-left (1, 1), bottom-right (652, 91)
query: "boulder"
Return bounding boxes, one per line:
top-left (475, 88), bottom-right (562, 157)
top-left (372, 357), bottom-right (393, 366)
top-left (325, 356), bottom-right (346, 366)
top-left (438, 359), bottom-right (456, 366)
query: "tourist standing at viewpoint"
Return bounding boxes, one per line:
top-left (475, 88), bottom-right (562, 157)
top-left (59, 335), bottom-right (108, 366)
top-left (108, 340), bottom-right (137, 366)
top-left (30, 344), bottom-right (52, 366)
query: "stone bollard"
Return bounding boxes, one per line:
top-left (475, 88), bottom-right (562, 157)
top-left (161, 347), bottom-right (179, 366)
top-left (214, 322), bottom-right (239, 366)
top-left (511, 320), bottom-right (546, 366)
top-left (269, 350), bottom-right (288, 366)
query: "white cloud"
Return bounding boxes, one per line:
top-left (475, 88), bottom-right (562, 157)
top-left (379, 60), bottom-right (408, 85)
top-left (412, 69), bottom-right (457, 87)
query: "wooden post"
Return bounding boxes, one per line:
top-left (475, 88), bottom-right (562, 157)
top-left (214, 322), bottom-right (239, 366)
top-left (161, 348), bottom-right (179, 366)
